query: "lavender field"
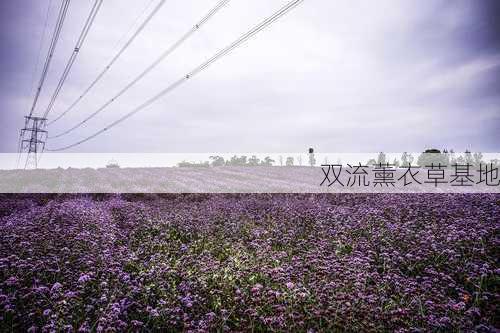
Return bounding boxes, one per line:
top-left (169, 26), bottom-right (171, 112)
top-left (2, 166), bottom-right (499, 193)
top-left (0, 194), bottom-right (499, 332)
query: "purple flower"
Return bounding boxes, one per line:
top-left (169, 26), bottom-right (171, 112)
top-left (451, 302), bottom-right (466, 311)
top-left (5, 276), bottom-right (18, 286)
top-left (251, 283), bottom-right (263, 293)
top-left (181, 296), bottom-right (193, 308)
top-left (147, 306), bottom-right (160, 317)
top-left (0, 193), bottom-right (498, 331)
top-left (438, 316), bottom-right (451, 326)
top-left (50, 282), bottom-right (63, 294)
top-left (64, 291), bottom-right (77, 298)
top-left (78, 274), bottom-right (91, 284)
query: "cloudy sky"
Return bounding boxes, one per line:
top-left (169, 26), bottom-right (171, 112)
top-left (0, 0), bottom-right (499, 154)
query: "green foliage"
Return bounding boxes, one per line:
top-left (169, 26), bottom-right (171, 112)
top-left (377, 152), bottom-right (387, 165)
top-left (417, 149), bottom-right (448, 167)
top-left (209, 156), bottom-right (225, 167)
top-left (400, 152), bottom-right (414, 167)
top-left (177, 161), bottom-right (210, 167)
top-left (226, 155), bottom-right (248, 166)
top-left (308, 153), bottom-right (316, 167)
top-left (261, 156), bottom-right (275, 166)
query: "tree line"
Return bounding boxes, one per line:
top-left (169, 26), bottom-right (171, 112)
top-left (177, 149), bottom-right (498, 168)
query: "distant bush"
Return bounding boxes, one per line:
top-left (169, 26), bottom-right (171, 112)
top-left (177, 161), bottom-right (210, 168)
top-left (417, 149), bottom-right (449, 167)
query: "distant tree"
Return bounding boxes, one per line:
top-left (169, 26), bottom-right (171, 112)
top-left (226, 156), bottom-right (235, 166)
top-left (209, 155), bottom-right (225, 167)
top-left (377, 152), bottom-right (386, 165)
top-left (297, 155), bottom-right (303, 166)
top-left (227, 155), bottom-right (247, 166)
top-left (473, 152), bottom-right (483, 167)
top-left (178, 161), bottom-right (209, 167)
top-left (323, 156), bottom-right (329, 165)
top-left (106, 159), bottom-right (120, 168)
top-left (308, 152), bottom-right (316, 167)
top-left (401, 152), bottom-right (409, 167)
top-left (464, 150), bottom-right (473, 165)
top-left (261, 156), bottom-right (275, 166)
top-left (400, 152), bottom-right (414, 167)
top-left (417, 149), bottom-right (448, 167)
top-left (106, 162), bottom-right (120, 169)
top-left (442, 149), bottom-right (451, 165)
top-left (278, 156), bottom-right (283, 166)
top-left (456, 155), bottom-right (465, 164)
top-left (286, 157), bottom-right (294, 166)
top-left (449, 149), bottom-right (457, 165)
top-left (392, 158), bottom-right (400, 168)
top-left (247, 155), bottom-right (260, 166)
top-left (366, 158), bottom-right (377, 166)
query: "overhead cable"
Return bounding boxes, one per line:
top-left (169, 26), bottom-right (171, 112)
top-left (42, 0), bottom-right (104, 119)
top-left (46, 0), bottom-right (305, 151)
top-left (47, 0), bottom-right (165, 125)
top-left (49, 0), bottom-right (231, 138)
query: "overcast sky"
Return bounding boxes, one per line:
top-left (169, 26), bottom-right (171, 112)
top-left (0, 0), bottom-right (499, 153)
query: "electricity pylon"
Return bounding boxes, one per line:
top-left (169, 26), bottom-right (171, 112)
top-left (20, 116), bottom-right (47, 169)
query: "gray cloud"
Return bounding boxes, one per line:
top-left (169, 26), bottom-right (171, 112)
top-left (1, 0), bottom-right (499, 154)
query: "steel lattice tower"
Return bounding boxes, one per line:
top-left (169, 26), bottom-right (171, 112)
top-left (20, 116), bottom-right (47, 169)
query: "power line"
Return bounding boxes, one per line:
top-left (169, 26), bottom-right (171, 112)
top-left (48, 0), bottom-right (231, 139)
top-left (42, 0), bottom-right (104, 119)
top-left (19, 0), bottom-right (53, 168)
top-left (111, 0), bottom-right (157, 51)
top-left (20, 0), bottom-right (69, 169)
top-left (28, 0), bottom-right (71, 118)
top-left (46, 0), bottom-right (305, 152)
top-left (47, 0), bottom-right (164, 125)
top-left (28, 0), bottom-right (53, 109)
